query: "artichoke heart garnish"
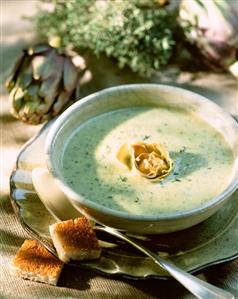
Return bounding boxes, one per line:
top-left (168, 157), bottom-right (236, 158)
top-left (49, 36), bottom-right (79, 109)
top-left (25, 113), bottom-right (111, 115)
top-left (117, 141), bottom-right (173, 180)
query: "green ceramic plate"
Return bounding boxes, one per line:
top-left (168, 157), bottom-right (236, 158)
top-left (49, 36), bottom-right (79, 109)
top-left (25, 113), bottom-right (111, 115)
top-left (10, 121), bottom-right (238, 279)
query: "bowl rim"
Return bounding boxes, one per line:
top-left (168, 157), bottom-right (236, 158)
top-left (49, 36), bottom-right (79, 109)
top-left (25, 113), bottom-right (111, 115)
top-left (45, 83), bottom-right (238, 221)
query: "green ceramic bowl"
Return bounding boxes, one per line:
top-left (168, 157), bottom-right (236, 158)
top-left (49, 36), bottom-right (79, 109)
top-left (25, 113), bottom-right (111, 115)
top-left (45, 84), bottom-right (238, 234)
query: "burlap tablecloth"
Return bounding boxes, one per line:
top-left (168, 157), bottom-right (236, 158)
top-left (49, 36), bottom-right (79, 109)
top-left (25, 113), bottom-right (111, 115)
top-left (1, 1), bottom-right (238, 298)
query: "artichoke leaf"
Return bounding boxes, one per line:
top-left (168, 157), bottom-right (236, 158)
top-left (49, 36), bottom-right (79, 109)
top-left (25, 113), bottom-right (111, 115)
top-left (10, 107), bottom-right (18, 118)
top-left (5, 52), bottom-right (26, 92)
top-left (18, 72), bottom-right (33, 90)
top-left (63, 57), bottom-right (79, 92)
top-left (39, 53), bottom-right (64, 103)
top-left (40, 113), bottom-right (51, 123)
top-left (28, 43), bottom-right (52, 56)
top-left (17, 62), bottom-right (33, 90)
top-left (13, 87), bottom-right (24, 102)
top-left (41, 49), bottom-right (63, 81)
top-left (39, 73), bottom-right (61, 105)
top-left (13, 98), bottom-right (24, 112)
top-left (35, 99), bottom-right (54, 115)
top-left (22, 112), bottom-right (42, 125)
top-left (23, 90), bottom-right (33, 102)
top-left (32, 55), bottom-right (47, 80)
top-left (52, 89), bottom-right (74, 116)
top-left (75, 84), bottom-right (80, 100)
top-left (10, 87), bottom-right (24, 112)
top-left (23, 101), bottom-right (41, 116)
top-left (5, 79), bottom-right (16, 93)
top-left (28, 114), bottom-right (42, 125)
top-left (17, 108), bottom-right (27, 122)
top-left (24, 83), bottom-right (40, 100)
top-left (9, 86), bottom-right (19, 103)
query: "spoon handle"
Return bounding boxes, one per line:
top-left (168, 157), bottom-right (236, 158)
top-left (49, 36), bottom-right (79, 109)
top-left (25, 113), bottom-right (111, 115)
top-left (100, 226), bottom-right (234, 299)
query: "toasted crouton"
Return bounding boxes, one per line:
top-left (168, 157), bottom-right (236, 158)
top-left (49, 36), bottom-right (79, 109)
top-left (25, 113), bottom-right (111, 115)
top-left (11, 240), bottom-right (64, 285)
top-left (49, 217), bottom-right (101, 263)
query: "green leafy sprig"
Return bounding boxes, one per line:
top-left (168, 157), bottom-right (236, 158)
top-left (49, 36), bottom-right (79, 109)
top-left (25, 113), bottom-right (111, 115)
top-left (36, 0), bottom-right (177, 77)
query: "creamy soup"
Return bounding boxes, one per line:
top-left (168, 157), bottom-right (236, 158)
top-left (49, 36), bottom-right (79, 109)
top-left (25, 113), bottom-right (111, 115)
top-left (62, 107), bottom-right (234, 216)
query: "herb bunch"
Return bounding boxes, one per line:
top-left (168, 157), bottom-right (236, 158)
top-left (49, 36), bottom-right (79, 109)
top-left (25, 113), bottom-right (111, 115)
top-left (36, 0), bottom-right (177, 77)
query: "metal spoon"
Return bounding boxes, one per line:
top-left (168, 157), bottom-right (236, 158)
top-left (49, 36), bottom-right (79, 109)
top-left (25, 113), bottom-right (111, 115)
top-left (32, 168), bottom-right (234, 299)
top-left (95, 225), bottom-right (234, 299)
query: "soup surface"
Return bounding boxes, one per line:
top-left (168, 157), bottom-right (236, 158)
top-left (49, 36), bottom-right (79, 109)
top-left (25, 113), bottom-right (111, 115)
top-left (62, 107), bottom-right (234, 216)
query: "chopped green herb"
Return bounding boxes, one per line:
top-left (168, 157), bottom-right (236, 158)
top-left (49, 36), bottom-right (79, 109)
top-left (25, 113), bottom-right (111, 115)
top-left (119, 176), bottom-right (127, 182)
top-left (143, 135), bottom-right (150, 141)
top-left (179, 146), bottom-right (186, 153)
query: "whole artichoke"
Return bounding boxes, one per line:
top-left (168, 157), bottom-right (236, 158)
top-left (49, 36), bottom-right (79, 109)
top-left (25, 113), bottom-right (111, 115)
top-left (179, 0), bottom-right (238, 76)
top-left (6, 43), bottom-right (79, 124)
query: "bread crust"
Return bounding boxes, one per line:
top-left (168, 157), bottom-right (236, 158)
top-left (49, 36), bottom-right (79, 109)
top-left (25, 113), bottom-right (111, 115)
top-left (11, 240), bottom-right (64, 285)
top-left (50, 217), bottom-right (101, 262)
